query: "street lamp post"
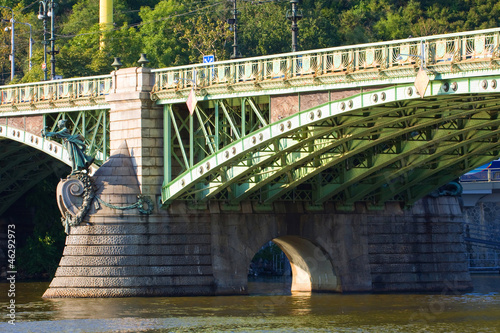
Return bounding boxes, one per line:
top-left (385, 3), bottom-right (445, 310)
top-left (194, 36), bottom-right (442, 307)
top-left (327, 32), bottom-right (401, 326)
top-left (38, 0), bottom-right (57, 80)
top-left (19, 22), bottom-right (32, 71)
top-left (397, 40), bottom-right (427, 70)
top-left (286, 0), bottom-right (302, 52)
top-left (228, 0), bottom-right (239, 59)
top-left (0, 6), bottom-right (15, 80)
top-left (7, 22), bottom-right (33, 71)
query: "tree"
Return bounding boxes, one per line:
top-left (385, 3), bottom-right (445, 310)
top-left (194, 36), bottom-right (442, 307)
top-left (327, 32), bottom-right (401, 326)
top-left (238, 1), bottom-right (289, 57)
top-left (138, 0), bottom-right (188, 67)
top-left (55, 0), bottom-right (138, 78)
top-left (174, 13), bottom-right (232, 63)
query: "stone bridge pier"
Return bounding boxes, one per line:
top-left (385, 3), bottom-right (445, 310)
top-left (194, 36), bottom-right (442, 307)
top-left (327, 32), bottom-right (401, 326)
top-left (42, 67), bottom-right (472, 297)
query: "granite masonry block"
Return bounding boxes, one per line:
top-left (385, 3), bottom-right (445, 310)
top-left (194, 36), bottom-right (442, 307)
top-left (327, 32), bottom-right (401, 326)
top-left (367, 233), bottom-right (463, 244)
top-left (369, 262), bottom-right (469, 274)
top-left (368, 243), bottom-right (466, 254)
top-left (369, 252), bottom-right (468, 264)
top-left (62, 244), bottom-right (211, 256)
top-left (49, 275), bottom-right (214, 288)
top-left (55, 265), bottom-right (213, 277)
top-left (65, 234), bottom-right (212, 246)
top-left (59, 255), bottom-right (212, 267)
top-left (371, 271), bottom-right (471, 284)
top-left (43, 286), bottom-right (215, 298)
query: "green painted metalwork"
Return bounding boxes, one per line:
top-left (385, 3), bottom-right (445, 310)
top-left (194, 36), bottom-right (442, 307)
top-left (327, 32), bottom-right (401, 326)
top-left (0, 74), bottom-right (111, 115)
top-left (161, 75), bottom-right (500, 207)
top-left (0, 109), bottom-right (109, 215)
top-left (0, 141), bottom-right (70, 215)
top-left (43, 109), bottom-right (109, 164)
top-left (42, 119), bottom-right (95, 175)
top-left (1, 125), bottom-right (71, 165)
top-left (1, 27), bottom-right (500, 212)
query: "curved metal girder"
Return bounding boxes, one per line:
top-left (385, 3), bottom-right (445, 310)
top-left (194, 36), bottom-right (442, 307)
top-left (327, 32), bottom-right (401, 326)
top-left (0, 140), bottom-right (70, 215)
top-left (253, 98), bottom-right (493, 204)
top-left (310, 104), bottom-right (500, 204)
top-left (43, 109), bottom-right (109, 164)
top-left (382, 140), bottom-right (500, 205)
top-left (0, 126), bottom-right (71, 166)
top-left (201, 97), bottom-right (457, 202)
top-left (0, 112), bottom-right (106, 214)
top-left (161, 75), bottom-right (500, 207)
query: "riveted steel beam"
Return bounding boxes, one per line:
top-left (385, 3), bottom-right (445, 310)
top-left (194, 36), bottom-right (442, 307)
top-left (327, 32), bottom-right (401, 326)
top-left (382, 134), bottom-right (500, 204)
top-left (161, 75), bottom-right (500, 207)
top-left (312, 102), bottom-right (500, 204)
top-left (250, 97), bottom-right (485, 203)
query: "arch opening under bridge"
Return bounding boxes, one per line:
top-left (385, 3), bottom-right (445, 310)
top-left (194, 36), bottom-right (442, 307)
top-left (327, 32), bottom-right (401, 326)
top-left (247, 235), bottom-right (340, 294)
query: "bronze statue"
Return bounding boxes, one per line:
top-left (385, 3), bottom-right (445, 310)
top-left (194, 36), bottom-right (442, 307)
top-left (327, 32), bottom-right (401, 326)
top-left (42, 119), bottom-right (94, 175)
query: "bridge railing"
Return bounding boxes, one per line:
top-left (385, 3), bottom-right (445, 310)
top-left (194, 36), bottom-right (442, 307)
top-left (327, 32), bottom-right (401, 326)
top-left (461, 167), bottom-right (500, 182)
top-left (152, 28), bottom-right (500, 93)
top-left (0, 75), bottom-right (112, 106)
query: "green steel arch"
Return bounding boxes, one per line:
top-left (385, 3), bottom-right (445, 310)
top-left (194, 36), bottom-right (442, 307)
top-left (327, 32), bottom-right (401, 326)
top-left (0, 137), bottom-right (70, 216)
top-left (161, 75), bottom-right (500, 208)
top-left (0, 126), bottom-right (72, 166)
top-left (0, 114), bottom-right (107, 215)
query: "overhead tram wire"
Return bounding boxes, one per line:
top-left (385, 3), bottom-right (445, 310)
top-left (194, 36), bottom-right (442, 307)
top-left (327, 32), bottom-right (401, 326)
top-left (21, 0), bottom-right (39, 12)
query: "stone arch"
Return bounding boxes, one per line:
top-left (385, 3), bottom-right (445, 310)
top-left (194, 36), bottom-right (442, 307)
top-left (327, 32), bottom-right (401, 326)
top-left (272, 235), bottom-right (340, 292)
top-left (245, 234), bottom-right (340, 293)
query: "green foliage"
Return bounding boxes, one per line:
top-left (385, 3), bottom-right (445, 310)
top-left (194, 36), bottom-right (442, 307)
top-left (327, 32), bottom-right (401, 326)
top-left (138, 0), bottom-right (187, 68)
top-left (174, 13), bottom-right (232, 63)
top-left (238, 1), bottom-right (289, 56)
top-left (17, 232), bottom-right (64, 279)
top-left (17, 176), bottom-right (66, 279)
top-left (252, 242), bottom-right (283, 262)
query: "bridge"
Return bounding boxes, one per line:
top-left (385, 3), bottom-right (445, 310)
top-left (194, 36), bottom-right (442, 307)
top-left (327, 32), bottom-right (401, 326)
top-left (460, 167), bottom-right (500, 272)
top-left (2, 27), bottom-right (500, 297)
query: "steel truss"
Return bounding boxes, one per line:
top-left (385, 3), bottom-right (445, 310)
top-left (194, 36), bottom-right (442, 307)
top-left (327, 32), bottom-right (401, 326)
top-left (43, 109), bottom-right (109, 163)
top-left (162, 76), bottom-right (500, 208)
top-left (0, 141), bottom-right (70, 215)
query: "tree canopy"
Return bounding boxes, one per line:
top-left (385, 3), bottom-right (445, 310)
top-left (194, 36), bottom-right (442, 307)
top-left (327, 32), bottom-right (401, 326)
top-left (0, 0), bottom-right (499, 84)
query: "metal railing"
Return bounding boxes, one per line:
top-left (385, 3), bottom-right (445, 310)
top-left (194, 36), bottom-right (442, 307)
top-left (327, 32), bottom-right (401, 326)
top-left (152, 27), bottom-right (500, 92)
top-left (1, 27), bottom-right (499, 107)
top-left (464, 224), bottom-right (500, 272)
top-left (0, 74), bottom-right (112, 106)
top-left (461, 167), bottom-right (500, 182)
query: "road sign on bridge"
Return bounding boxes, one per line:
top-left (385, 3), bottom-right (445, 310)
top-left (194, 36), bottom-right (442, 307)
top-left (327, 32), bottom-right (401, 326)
top-left (203, 55), bottom-right (214, 63)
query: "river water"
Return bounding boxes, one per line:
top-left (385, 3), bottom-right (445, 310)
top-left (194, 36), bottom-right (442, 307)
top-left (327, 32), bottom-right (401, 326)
top-left (1, 275), bottom-right (499, 332)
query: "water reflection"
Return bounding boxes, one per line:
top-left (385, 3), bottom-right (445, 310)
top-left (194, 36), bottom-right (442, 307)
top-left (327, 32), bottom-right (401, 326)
top-left (0, 275), bottom-right (499, 332)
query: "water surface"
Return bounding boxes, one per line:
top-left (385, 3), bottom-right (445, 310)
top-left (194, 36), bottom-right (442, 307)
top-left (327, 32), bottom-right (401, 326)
top-left (1, 275), bottom-right (499, 332)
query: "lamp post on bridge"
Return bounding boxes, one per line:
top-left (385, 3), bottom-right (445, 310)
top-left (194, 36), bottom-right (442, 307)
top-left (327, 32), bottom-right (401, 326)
top-left (227, 0), bottom-right (239, 59)
top-left (5, 21), bottom-right (33, 71)
top-left (0, 6), bottom-right (15, 81)
top-left (397, 40), bottom-right (430, 98)
top-left (227, 1), bottom-right (298, 58)
top-left (17, 22), bottom-right (33, 71)
top-left (38, 0), bottom-right (57, 80)
top-left (397, 40), bottom-right (427, 70)
top-left (287, 0), bottom-right (302, 52)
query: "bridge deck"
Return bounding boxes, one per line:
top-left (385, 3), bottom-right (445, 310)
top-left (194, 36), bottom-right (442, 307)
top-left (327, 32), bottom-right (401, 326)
top-left (2, 28), bottom-right (500, 209)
